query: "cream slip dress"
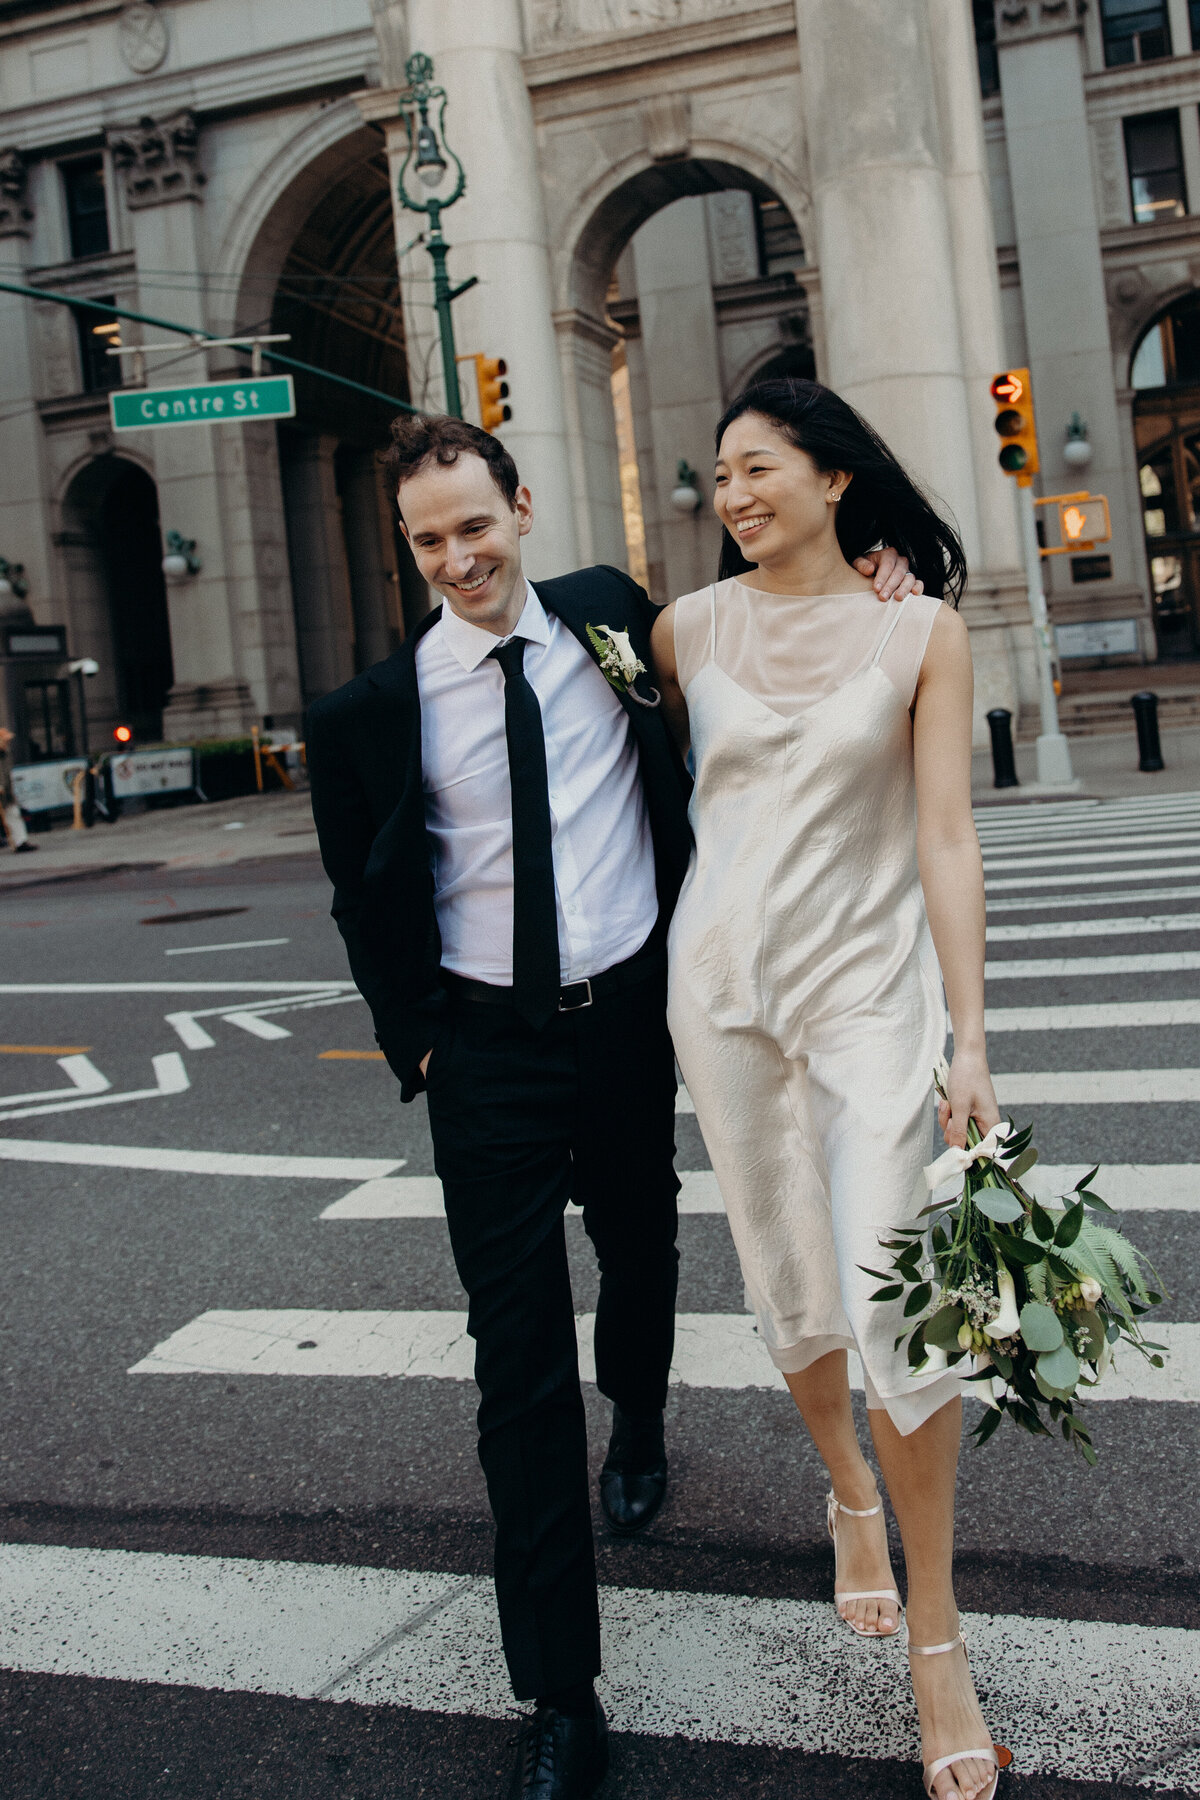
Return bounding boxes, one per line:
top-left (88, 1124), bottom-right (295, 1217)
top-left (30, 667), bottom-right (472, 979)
top-left (667, 576), bottom-right (962, 1434)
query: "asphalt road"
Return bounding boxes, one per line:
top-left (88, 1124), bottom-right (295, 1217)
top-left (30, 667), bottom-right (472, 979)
top-left (0, 793), bottom-right (1198, 1799)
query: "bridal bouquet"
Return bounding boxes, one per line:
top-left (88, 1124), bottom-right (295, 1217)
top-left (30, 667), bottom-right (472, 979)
top-left (863, 1062), bottom-right (1166, 1462)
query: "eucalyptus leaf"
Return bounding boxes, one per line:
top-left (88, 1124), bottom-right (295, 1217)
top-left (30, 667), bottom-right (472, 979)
top-left (1019, 1300), bottom-right (1064, 1353)
top-left (974, 1188), bottom-right (1024, 1224)
top-left (1036, 1341), bottom-right (1081, 1391)
top-left (1006, 1147), bottom-right (1039, 1182)
top-left (923, 1304), bottom-right (966, 1351)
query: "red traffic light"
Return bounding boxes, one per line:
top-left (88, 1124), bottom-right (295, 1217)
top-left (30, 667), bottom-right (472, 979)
top-left (990, 372), bottom-right (1025, 405)
top-left (113, 724), bottom-right (133, 744)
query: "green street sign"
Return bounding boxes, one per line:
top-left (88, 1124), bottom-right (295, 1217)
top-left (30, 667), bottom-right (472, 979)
top-left (110, 374), bottom-right (296, 431)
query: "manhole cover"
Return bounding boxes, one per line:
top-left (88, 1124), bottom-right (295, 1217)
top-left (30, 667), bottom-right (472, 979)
top-left (140, 906), bottom-right (250, 926)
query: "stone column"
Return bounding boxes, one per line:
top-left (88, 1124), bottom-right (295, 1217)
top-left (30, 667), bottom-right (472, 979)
top-left (995, 6), bottom-right (1150, 641)
top-left (552, 309), bottom-right (626, 570)
top-left (397, 0), bottom-right (579, 580)
top-left (794, 0), bottom-right (1021, 737)
top-left (280, 432), bottom-right (356, 703)
top-left (630, 197), bottom-right (725, 604)
top-left (338, 448), bottom-right (396, 671)
top-left (0, 151), bottom-right (53, 639)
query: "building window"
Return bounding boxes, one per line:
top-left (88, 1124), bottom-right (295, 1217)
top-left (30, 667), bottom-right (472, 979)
top-left (74, 299), bottom-right (122, 392)
top-left (1191, 1), bottom-right (1200, 51)
top-left (1125, 111), bottom-right (1188, 224)
top-left (1101, 0), bottom-right (1172, 64)
top-left (755, 197), bottom-right (805, 278)
top-left (973, 0), bottom-right (999, 96)
top-left (62, 157), bottom-right (110, 259)
top-left (1133, 291), bottom-right (1200, 388)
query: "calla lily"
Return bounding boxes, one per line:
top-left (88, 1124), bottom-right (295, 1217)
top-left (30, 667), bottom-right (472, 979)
top-left (984, 1265), bottom-right (1021, 1341)
top-left (914, 1341), bottom-right (949, 1376)
top-left (1079, 1276), bottom-right (1102, 1307)
top-left (1097, 1333), bottom-right (1114, 1377)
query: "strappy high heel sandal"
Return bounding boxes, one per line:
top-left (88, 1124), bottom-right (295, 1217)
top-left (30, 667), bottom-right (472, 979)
top-left (825, 1489), bottom-right (903, 1637)
top-left (907, 1630), bottom-right (1013, 1799)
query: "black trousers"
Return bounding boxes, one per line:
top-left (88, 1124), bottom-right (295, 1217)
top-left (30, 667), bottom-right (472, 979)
top-left (423, 960), bottom-right (679, 1700)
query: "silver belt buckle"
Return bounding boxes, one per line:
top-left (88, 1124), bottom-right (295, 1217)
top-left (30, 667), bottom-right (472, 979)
top-left (559, 977), bottom-right (593, 1012)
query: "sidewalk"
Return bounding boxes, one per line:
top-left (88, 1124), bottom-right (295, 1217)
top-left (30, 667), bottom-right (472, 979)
top-left (0, 788), bottom-right (321, 891)
top-left (971, 723), bottom-right (1200, 802)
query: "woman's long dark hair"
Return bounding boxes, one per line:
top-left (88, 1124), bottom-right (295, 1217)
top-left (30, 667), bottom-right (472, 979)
top-left (714, 378), bottom-right (967, 605)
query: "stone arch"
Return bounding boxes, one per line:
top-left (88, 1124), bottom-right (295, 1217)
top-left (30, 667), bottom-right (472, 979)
top-left (1128, 284), bottom-right (1200, 658)
top-left (57, 453), bottom-right (173, 740)
top-left (553, 144), bottom-right (811, 595)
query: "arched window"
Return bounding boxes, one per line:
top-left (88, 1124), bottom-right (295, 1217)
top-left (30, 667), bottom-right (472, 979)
top-left (1131, 291), bottom-right (1200, 389)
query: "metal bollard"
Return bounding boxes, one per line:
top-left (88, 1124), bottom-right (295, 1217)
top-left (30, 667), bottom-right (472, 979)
top-left (986, 707), bottom-right (1020, 789)
top-left (1131, 690), bottom-right (1165, 772)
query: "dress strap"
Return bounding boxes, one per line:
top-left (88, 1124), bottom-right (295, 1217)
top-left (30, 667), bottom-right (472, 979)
top-left (708, 583), bottom-right (718, 662)
top-left (870, 592), bottom-right (910, 667)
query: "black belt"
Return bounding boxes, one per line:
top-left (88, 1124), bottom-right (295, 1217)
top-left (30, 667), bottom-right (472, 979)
top-left (443, 945), bottom-right (665, 1013)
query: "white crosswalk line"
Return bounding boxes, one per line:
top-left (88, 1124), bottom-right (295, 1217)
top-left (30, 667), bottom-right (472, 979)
top-left (988, 864), bottom-right (1200, 891)
top-left (985, 950), bottom-right (1200, 977)
top-left (127, 1310), bottom-right (1197, 1401)
top-left (987, 1000), bottom-right (1200, 1029)
top-left (1, 1542), bottom-right (1197, 1785)
top-left (988, 883), bottom-right (1200, 912)
top-left (320, 1169), bottom-right (725, 1220)
top-left (995, 1068), bottom-right (1200, 1104)
top-left (0, 1138), bottom-right (405, 1179)
top-left (988, 913), bottom-right (1200, 941)
top-left (984, 844), bottom-right (1200, 873)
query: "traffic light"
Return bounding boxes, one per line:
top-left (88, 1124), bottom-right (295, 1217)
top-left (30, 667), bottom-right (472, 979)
top-left (990, 368), bottom-right (1039, 485)
top-left (113, 724), bottom-right (132, 744)
top-left (474, 355), bottom-right (511, 433)
top-left (1059, 494), bottom-right (1110, 549)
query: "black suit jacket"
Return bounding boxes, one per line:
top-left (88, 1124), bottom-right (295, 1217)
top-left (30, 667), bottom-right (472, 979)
top-left (306, 564), bottom-right (693, 1101)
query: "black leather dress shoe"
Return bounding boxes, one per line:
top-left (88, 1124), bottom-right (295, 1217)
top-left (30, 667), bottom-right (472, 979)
top-left (506, 1695), bottom-right (609, 1798)
top-left (599, 1406), bottom-right (667, 1536)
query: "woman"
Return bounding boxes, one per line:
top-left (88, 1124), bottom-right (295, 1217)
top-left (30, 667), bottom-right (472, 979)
top-left (652, 379), bottom-right (1008, 1800)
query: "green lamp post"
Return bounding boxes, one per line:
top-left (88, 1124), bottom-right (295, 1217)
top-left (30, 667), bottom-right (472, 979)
top-left (395, 51), bottom-right (478, 419)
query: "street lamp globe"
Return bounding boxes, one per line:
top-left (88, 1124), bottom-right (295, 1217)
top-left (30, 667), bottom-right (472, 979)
top-left (414, 121), bottom-right (447, 188)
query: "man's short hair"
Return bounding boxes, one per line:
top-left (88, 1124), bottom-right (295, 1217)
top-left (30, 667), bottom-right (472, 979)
top-left (384, 413), bottom-right (520, 518)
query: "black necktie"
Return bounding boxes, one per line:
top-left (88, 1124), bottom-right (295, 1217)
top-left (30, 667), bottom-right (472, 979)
top-left (490, 638), bottom-right (561, 1027)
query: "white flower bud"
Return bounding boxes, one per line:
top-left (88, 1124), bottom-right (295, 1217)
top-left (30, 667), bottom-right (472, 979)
top-left (1079, 1277), bottom-right (1102, 1307)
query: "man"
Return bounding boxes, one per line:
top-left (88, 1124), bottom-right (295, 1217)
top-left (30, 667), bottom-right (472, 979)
top-left (307, 414), bottom-right (913, 1798)
top-left (0, 726), bottom-right (34, 852)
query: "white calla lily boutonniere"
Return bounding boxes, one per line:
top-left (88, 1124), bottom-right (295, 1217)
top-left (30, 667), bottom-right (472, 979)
top-left (585, 623), bottom-right (660, 709)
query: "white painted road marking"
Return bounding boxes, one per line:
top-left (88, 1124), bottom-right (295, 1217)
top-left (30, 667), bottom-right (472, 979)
top-left (0, 1138), bottom-right (405, 1180)
top-left (0, 982), bottom-right (354, 993)
top-left (994, 1068), bottom-right (1200, 1104)
top-left (987, 865), bottom-right (1200, 892)
top-left (985, 950), bottom-right (1200, 978)
top-left (0, 1053), bottom-right (109, 1108)
top-left (988, 913), bottom-right (1200, 942)
top-left (0, 1053), bottom-right (189, 1122)
top-left (983, 838), bottom-right (1200, 870)
top-left (988, 884), bottom-right (1200, 913)
top-left (226, 1011), bottom-right (293, 1041)
top-left (986, 1001), bottom-right (1200, 1030)
top-left (2, 1543), bottom-right (1198, 1785)
top-left (164, 939), bottom-right (291, 955)
top-left (128, 1310), bottom-right (1197, 1402)
top-left (166, 990), bottom-right (363, 1049)
top-left (321, 1169), bottom-right (725, 1220)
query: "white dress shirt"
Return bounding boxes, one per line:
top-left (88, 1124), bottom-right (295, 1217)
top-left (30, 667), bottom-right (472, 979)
top-left (416, 581), bottom-right (659, 985)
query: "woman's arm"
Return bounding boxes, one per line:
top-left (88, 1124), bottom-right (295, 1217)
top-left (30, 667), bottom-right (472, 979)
top-left (912, 606), bottom-right (1000, 1148)
top-left (650, 603), bottom-right (690, 755)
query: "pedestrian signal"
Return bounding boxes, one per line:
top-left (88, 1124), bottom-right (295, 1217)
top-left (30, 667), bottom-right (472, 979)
top-left (1058, 494), bottom-right (1110, 548)
top-left (113, 724), bottom-right (133, 743)
top-left (474, 355), bottom-right (511, 433)
top-left (990, 367), bottom-right (1038, 485)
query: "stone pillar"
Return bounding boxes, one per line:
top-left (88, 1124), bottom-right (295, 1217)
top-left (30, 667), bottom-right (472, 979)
top-left (397, 0), bottom-right (579, 580)
top-left (630, 197), bottom-right (725, 604)
top-left (0, 151), bottom-right (53, 631)
top-left (338, 448), bottom-right (396, 671)
top-left (108, 111), bottom-right (297, 737)
top-left (795, 0), bottom-right (1022, 738)
top-left (995, 6), bottom-right (1150, 642)
top-left (280, 432), bottom-right (356, 703)
top-left (552, 309), bottom-right (626, 570)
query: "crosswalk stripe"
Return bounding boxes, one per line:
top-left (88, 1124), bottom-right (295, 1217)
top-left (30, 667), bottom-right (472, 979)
top-left (988, 883), bottom-right (1200, 912)
top-left (985, 950), bottom-right (1200, 977)
top-left (2, 1542), bottom-right (1197, 1783)
top-left (995, 1068), bottom-right (1200, 1104)
top-left (986, 1000), bottom-right (1200, 1030)
top-left (983, 845), bottom-right (1200, 873)
top-left (126, 1310), bottom-right (1197, 1402)
top-left (988, 913), bottom-right (1200, 941)
top-left (0, 1138), bottom-right (405, 1179)
top-left (987, 864), bottom-right (1200, 891)
top-left (321, 1165), bottom-right (1197, 1217)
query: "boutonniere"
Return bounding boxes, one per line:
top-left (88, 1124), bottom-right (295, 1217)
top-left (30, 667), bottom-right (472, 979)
top-left (585, 623), bottom-right (661, 709)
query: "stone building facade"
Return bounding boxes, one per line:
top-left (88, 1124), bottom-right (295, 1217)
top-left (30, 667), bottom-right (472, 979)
top-left (0, 0), bottom-right (1191, 760)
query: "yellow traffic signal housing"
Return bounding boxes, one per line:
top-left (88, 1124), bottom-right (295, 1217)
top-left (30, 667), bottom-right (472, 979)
top-left (474, 354), bottom-right (511, 433)
top-left (990, 367), bottom-right (1039, 486)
